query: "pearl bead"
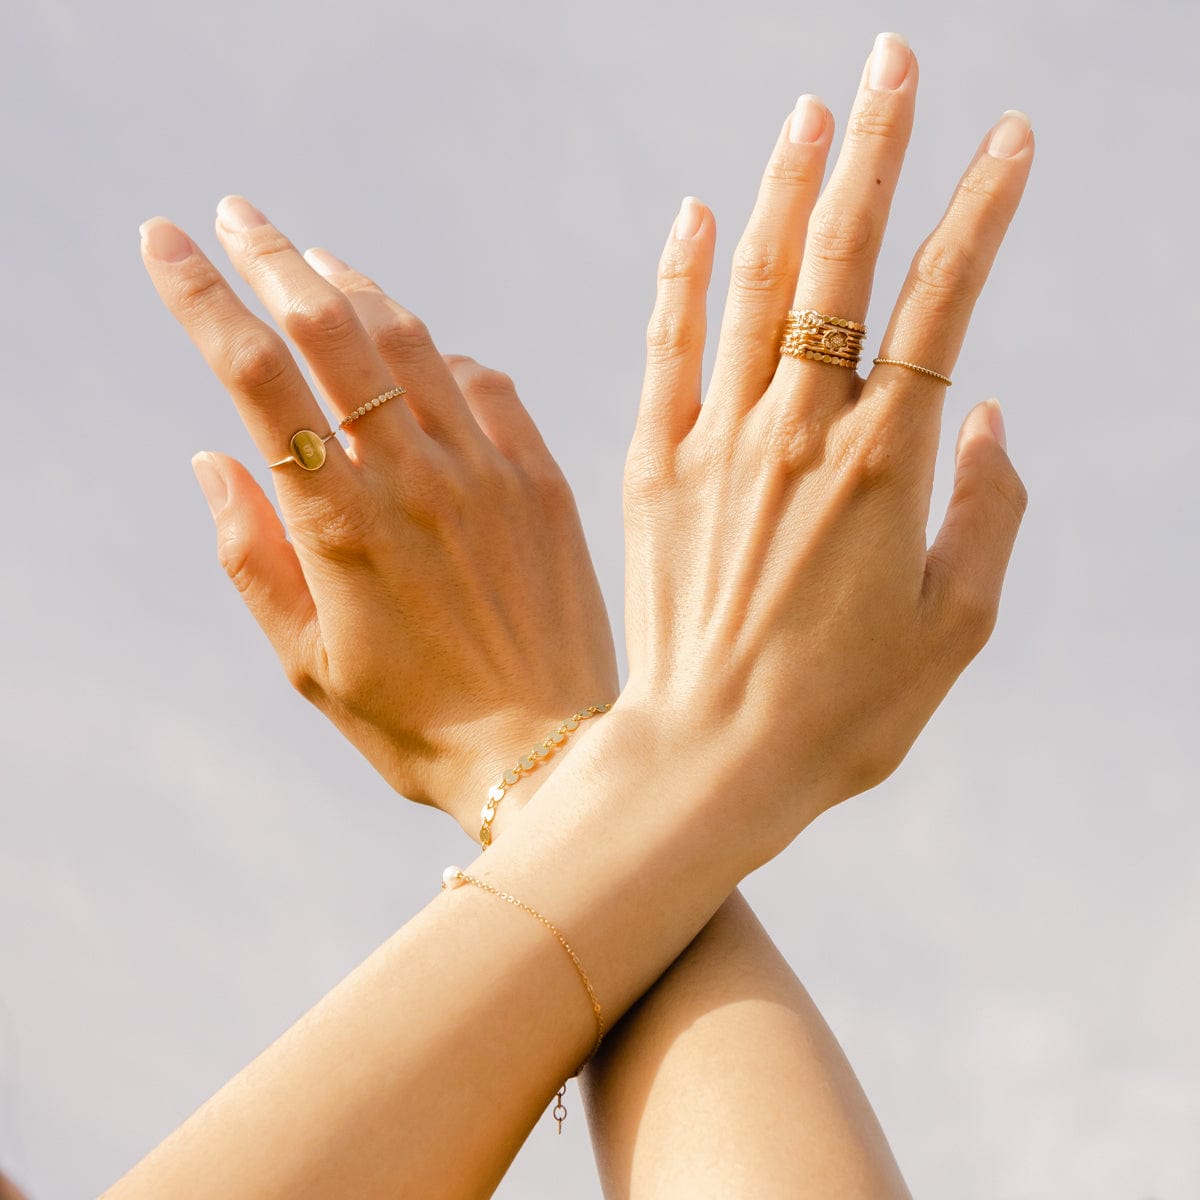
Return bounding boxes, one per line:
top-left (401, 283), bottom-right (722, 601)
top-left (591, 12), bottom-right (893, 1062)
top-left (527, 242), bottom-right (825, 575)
top-left (441, 866), bottom-right (465, 889)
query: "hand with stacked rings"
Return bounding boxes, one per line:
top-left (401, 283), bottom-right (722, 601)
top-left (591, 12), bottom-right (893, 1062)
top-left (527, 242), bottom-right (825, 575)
top-left (123, 32), bottom-right (1032, 1200)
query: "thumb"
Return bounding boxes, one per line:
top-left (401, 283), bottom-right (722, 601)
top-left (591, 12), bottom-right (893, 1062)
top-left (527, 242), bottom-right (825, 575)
top-left (924, 399), bottom-right (1028, 651)
top-left (191, 451), bottom-right (319, 685)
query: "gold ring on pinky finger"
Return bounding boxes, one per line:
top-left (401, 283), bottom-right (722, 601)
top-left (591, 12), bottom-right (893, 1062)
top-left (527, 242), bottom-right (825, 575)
top-left (871, 358), bottom-right (953, 387)
top-left (779, 309), bottom-right (867, 369)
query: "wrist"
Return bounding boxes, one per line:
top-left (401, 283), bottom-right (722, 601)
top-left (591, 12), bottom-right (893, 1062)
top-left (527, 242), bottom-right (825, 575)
top-left (613, 678), bottom-right (838, 861)
top-left (433, 699), bottom-right (617, 844)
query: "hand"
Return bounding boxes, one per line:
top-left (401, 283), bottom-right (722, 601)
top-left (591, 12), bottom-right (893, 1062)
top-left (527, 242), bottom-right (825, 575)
top-left (622, 37), bottom-right (1033, 849)
top-left (140, 200), bottom-right (618, 836)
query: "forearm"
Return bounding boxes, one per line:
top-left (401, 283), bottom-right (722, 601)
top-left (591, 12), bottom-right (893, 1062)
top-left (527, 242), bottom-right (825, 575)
top-left (101, 704), bottom-right (784, 1200)
top-left (581, 889), bottom-right (910, 1199)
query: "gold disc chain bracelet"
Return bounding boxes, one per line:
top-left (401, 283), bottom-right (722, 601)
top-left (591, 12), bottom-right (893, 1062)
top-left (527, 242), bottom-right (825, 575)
top-left (479, 703), bottom-right (612, 847)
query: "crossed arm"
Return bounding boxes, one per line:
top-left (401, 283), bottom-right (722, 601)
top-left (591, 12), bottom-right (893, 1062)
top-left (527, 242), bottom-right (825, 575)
top-left (115, 33), bottom-right (1031, 1199)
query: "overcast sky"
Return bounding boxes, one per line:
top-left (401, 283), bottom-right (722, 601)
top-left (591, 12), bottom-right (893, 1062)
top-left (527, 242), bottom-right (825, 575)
top-left (1, 0), bottom-right (1197, 1196)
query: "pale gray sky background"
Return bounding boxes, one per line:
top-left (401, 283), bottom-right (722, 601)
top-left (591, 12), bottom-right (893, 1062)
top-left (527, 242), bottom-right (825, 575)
top-left (1, 0), bottom-right (1197, 1196)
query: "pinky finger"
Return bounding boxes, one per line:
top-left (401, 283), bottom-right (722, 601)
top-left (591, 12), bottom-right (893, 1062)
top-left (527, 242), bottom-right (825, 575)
top-left (635, 197), bottom-right (715, 450)
top-left (192, 451), bottom-right (322, 695)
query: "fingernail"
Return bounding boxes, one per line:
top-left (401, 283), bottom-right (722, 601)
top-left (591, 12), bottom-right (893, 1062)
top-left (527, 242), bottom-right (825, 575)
top-left (304, 247), bottom-right (350, 276)
top-left (788, 94), bottom-right (827, 144)
top-left (985, 398), bottom-right (1007, 451)
top-left (140, 218), bottom-right (193, 263)
top-left (192, 452), bottom-right (228, 517)
top-left (868, 32), bottom-right (911, 91)
top-left (673, 196), bottom-right (703, 240)
top-left (217, 195), bottom-right (268, 231)
top-left (988, 110), bottom-right (1031, 158)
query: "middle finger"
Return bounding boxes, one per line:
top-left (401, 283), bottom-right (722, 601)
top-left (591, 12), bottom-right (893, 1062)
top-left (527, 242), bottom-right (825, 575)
top-left (214, 195), bottom-right (425, 465)
top-left (771, 33), bottom-right (918, 413)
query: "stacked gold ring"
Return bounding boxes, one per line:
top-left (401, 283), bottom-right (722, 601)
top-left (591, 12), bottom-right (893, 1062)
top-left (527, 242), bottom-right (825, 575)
top-left (779, 309), bottom-right (866, 369)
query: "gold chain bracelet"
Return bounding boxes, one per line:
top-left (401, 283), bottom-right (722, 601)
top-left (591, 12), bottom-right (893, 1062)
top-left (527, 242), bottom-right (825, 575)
top-left (479, 704), bottom-right (612, 848)
top-left (441, 867), bottom-right (604, 1132)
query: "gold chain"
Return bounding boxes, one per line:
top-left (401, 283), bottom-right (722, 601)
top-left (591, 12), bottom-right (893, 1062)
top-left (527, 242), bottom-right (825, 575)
top-left (440, 868), bottom-right (604, 1132)
top-left (479, 704), bottom-right (612, 847)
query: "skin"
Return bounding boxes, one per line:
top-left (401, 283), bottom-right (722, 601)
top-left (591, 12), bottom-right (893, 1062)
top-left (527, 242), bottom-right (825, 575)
top-left (0, 1173), bottom-right (27, 1200)
top-left (128, 32), bottom-right (1032, 1199)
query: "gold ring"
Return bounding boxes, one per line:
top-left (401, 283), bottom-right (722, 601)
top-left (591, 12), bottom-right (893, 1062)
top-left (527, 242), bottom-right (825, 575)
top-left (267, 386), bottom-right (407, 470)
top-left (871, 358), bottom-right (953, 387)
top-left (339, 385), bottom-right (405, 429)
top-left (780, 309), bottom-right (866, 369)
top-left (268, 429), bottom-right (337, 471)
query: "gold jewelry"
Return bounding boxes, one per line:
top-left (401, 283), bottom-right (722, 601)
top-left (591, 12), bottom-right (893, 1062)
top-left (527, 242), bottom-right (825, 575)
top-left (268, 428), bottom-right (337, 471)
top-left (440, 867), bottom-right (603, 1132)
top-left (479, 704), bottom-right (612, 848)
top-left (871, 357), bottom-right (953, 386)
top-left (780, 308), bottom-right (867, 368)
top-left (339, 385), bottom-right (405, 428)
top-left (267, 387), bottom-right (406, 470)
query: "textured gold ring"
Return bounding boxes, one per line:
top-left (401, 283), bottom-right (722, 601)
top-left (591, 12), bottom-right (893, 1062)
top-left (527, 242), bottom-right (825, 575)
top-left (268, 386), bottom-right (406, 470)
top-left (872, 358), bottom-right (953, 387)
top-left (780, 309), bottom-right (866, 369)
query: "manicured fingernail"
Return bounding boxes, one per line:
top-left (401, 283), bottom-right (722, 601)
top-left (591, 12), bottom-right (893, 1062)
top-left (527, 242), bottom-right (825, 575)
top-left (217, 195), bottom-right (268, 231)
top-left (673, 196), bottom-right (703, 240)
top-left (868, 32), bottom-right (911, 91)
top-left (192, 452), bottom-right (228, 517)
top-left (988, 110), bottom-right (1031, 158)
top-left (985, 398), bottom-right (1007, 451)
top-left (140, 218), bottom-right (193, 263)
top-left (304, 247), bottom-right (350, 276)
top-left (788, 94), bottom-right (827, 144)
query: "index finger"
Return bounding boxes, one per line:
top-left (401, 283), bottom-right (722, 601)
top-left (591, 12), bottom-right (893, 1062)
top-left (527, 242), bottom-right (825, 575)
top-left (139, 217), bottom-right (353, 486)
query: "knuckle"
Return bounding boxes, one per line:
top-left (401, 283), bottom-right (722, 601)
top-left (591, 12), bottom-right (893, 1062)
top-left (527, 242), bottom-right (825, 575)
top-left (461, 364), bottom-right (516, 398)
top-left (524, 458), bottom-right (573, 505)
top-left (172, 267), bottom-right (226, 315)
top-left (657, 239), bottom-right (701, 284)
top-left (281, 290), bottom-right (358, 347)
top-left (374, 309), bottom-right (432, 362)
top-left (730, 239), bottom-right (792, 295)
top-left (953, 582), bottom-right (1000, 654)
top-left (909, 236), bottom-right (983, 309)
top-left (227, 331), bottom-right (292, 394)
top-left (761, 154), bottom-right (819, 191)
top-left (759, 403), bottom-right (821, 472)
top-left (215, 525), bottom-right (255, 595)
top-left (831, 416), bottom-right (896, 490)
top-left (807, 207), bottom-right (878, 267)
top-left (956, 161), bottom-right (1010, 204)
top-left (848, 94), bottom-right (908, 144)
top-left (624, 439), bottom-right (676, 502)
top-left (645, 306), bottom-right (700, 363)
top-left (284, 658), bottom-right (322, 704)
